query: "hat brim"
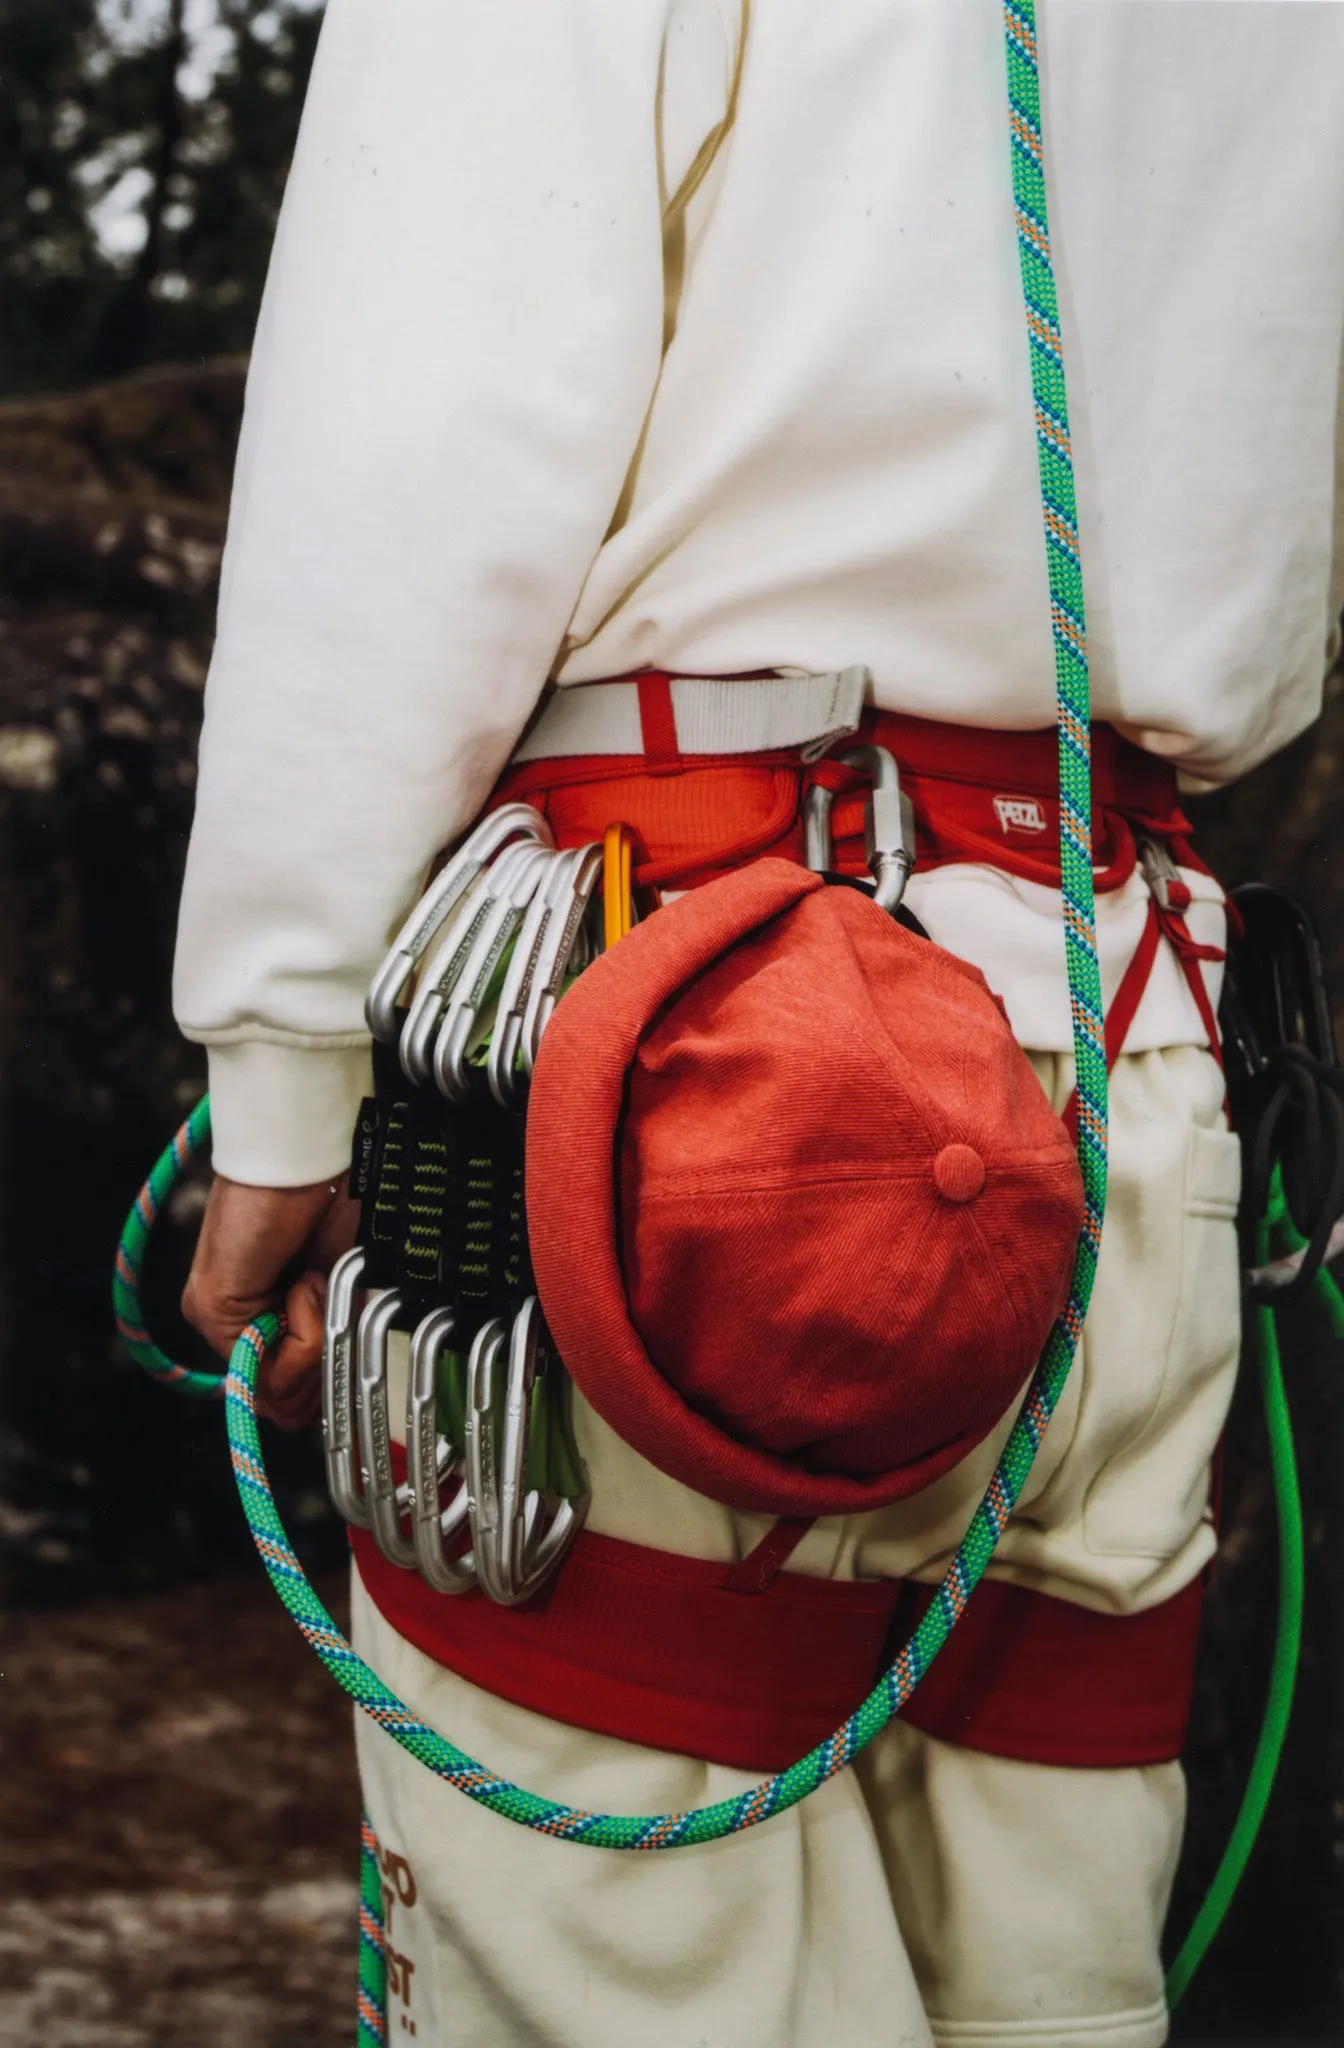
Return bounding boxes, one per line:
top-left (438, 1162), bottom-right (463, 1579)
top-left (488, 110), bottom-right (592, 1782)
top-left (526, 859), bottom-right (1002, 1515)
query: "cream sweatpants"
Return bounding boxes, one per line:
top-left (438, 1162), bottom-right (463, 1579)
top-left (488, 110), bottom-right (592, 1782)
top-left (353, 1041), bottom-right (1242, 2048)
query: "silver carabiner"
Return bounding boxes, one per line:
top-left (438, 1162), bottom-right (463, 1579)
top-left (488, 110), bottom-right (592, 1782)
top-left (494, 1295), bottom-right (587, 1606)
top-left (487, 846), bottom-right (587, 1109)
top-left (520, 841), bottom-right (604, 1074)
top-left (463, 1317), bottom-right (510, 1603)
top-left (430, 841), bottom-right (556, 1103)
top-left (321, 1246), bottom-right (371, 1529)
top-left (365, 803), bottom-right (552, 1044)
top-left (406, 1306), bottom-right (476, 1594)
top-left (1138, 834), bottom-right (1183, 913)
top-left (355, 1290), bottom-right (418, 1569)
top-left (398, 835), bottom-right (552, 1086)
top-left (803, 744), bottom-right (915, 914)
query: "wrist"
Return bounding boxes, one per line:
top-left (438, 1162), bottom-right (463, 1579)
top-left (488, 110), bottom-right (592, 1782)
top-left (204, 1040), bottom-right (372, 1186)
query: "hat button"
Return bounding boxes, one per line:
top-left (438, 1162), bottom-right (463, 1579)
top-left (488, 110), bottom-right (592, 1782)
top-left (933, 1144), bottom-right (986, 1204)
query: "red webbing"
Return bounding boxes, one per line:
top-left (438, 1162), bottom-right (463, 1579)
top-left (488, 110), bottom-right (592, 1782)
top-left (353, 1518), bottom-right (1205, 1772)
top-left (1061, 900), bottom-right (1164, 1140)
top-left (493, 692), bottom-right (1201, 896)
top-left (895, 1573), bottom-right (1206, 1767)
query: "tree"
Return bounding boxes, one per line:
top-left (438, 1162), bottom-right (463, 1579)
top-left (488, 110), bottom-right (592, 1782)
top-left (0, 0), bottom-right (324, 396)
top-left (0, 1), bottom-right (114, 392)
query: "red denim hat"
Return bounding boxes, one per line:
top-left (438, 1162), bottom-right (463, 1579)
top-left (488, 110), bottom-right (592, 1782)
top-left (525, 859), bottom-right (1083, 1516)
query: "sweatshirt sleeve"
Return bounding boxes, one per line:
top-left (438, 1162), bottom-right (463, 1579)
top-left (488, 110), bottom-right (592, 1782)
top-left (173, 0), bottom-right (736, 1185)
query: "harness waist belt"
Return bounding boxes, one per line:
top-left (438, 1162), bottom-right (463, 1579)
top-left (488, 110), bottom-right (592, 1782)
top-left (353, 1517), bottom-right (1205, 1773)
top-left (515, 668), bottom-right (869, 765)
top-left (496, 680), bottom-right (1198, 896)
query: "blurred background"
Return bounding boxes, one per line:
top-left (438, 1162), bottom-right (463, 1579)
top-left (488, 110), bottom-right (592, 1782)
top-left (0, 2), bottom-right (1340, 2042)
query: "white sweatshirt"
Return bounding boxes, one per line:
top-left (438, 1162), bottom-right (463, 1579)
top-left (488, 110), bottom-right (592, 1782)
top-left (174, 0), bottom-right (1344, 1186)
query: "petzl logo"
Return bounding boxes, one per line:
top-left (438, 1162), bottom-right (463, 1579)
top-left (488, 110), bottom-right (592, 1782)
top-left (993, 794), bottom-right (1047, 834)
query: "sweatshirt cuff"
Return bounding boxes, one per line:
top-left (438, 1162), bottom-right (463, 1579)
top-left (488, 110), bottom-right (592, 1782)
top-left (205, 1039), bottom-right (373, 1187)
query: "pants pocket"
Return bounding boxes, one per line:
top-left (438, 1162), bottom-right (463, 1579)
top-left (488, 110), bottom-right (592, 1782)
top-left (1082, 1110), bottom-right (1242, 1560)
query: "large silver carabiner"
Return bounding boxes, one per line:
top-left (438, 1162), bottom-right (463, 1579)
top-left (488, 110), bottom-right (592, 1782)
top-left (494, 1296), bottom-right (587, 1605)
top-left (365, 803), bottom-right (552, 1044)
top-left (406, 1306), bottom-right (476, 1594)
top-left (399, 835), bottom-right (552, 1087)
top-left (431, 841), bottom-right (558, 1103)
top-left (519, 841), bottom-right (604, 1075)
top-left (487, 844), bottom-right (591, 1109)
top-left (355, 1290), bottom-right (418, 1568)
top-left (463, 1318), bottom-right (510, 1601)
top-left (459, 1300), bottom-right (589, 1608)
top-left (321, 1246), bottom-right (371, 1528)
top-left (803, 744), bottom-right (916, 914)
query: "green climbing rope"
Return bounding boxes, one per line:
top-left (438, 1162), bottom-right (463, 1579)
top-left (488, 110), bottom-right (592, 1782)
top-left (1164, 1172), bottom-right (1323, 2007)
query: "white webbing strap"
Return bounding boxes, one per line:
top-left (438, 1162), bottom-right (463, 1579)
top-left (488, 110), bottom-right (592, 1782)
top-left (512, 667), bottom-right (870, 765)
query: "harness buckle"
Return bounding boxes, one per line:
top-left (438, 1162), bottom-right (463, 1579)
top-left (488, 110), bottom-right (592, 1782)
top-left (803, 744), bottom-right (916, 913)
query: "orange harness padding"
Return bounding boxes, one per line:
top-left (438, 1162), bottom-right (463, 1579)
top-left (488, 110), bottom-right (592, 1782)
top-left (355, 691), bottom-right (1220, 1772)
top-left (499, 681), bottom-right (1197, 893)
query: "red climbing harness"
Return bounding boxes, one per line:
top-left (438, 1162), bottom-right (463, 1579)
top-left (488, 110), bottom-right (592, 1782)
top-left (352, 679), bottom-right (1223, 1775)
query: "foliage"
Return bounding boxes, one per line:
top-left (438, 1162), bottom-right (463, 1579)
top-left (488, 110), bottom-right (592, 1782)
top-left (0, 0), bottom-right (323, 396)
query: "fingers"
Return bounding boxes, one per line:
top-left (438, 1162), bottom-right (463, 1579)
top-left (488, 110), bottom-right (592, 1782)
top-left (256, 1271), bottom-right (328, 1430)
top-left (182, 1174), bottom-right (341, 1362)
top-left (180, 1172), bottom-right (363, 1432)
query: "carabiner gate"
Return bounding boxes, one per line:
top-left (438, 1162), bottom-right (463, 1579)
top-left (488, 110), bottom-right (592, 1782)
top-left (355, 1290), bottom-right (418, 1569)
top-left (406, 1305), bottom-right (476, 1593)
top-left (431, 840), bottom-right (557, 1103)
top-left (400, 835), bottom-right (550, 1087)
top-left (494, 1295), bottom-right (587, 1605)
top-left (365, 803), bottom-right (552, 1044)
top-left (321, 1245), bottom-right (371, 1529)
top-left (520, 841), bottom-right (604, 1075)
top-left (488, 844), bottom-right (594, 1108)
top-left (803, 744), bottom-right (916, 914)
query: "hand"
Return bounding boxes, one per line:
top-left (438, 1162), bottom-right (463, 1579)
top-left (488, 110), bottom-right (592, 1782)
top-left (181, 1173), bottom-right (361, 1428)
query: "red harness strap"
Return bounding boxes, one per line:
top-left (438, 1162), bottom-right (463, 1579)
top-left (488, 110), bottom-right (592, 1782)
top-left (1060, 886), bottom-right (1224, 1138)
top-left (352, 1517), bottom-right (1203, 1773)
top-left (356, 693), bottom-right (1221, 1772)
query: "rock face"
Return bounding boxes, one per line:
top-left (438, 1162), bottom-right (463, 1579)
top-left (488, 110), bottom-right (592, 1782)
top-left (0, 360), bottom-right (1340, 2033)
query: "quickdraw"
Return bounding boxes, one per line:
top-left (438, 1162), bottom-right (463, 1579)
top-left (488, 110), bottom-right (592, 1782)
top-left (326, 755), bottom-right (921, 1614)
top-left (331, 805), bottom-right (605, 1611)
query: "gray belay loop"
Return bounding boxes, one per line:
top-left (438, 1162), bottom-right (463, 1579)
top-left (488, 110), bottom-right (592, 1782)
top-left (322, 1029), bottom-right (588, 1605)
